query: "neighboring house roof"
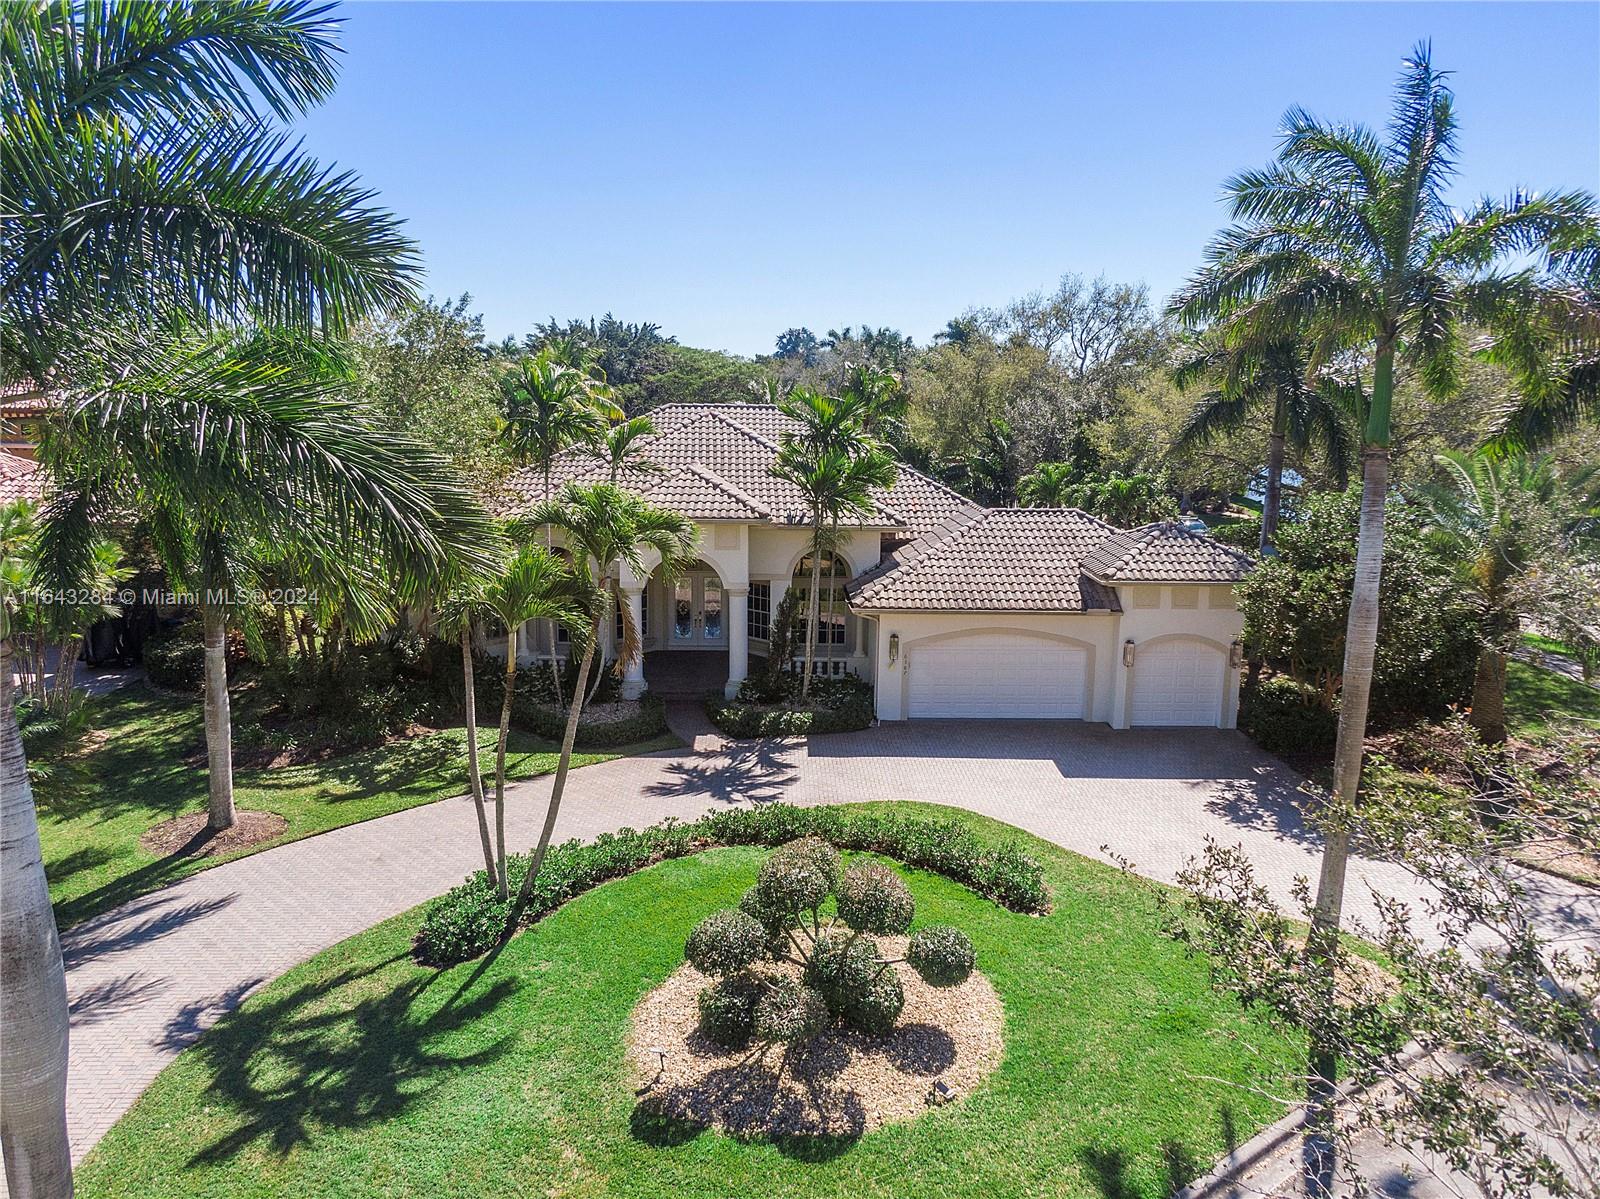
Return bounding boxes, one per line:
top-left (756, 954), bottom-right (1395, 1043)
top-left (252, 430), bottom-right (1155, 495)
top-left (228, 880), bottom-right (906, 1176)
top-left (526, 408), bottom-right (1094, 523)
top-left (498, 403), bottom-right (970, 534)
top-left (0, 451), bottom-right (45, 503)
top-left (1080, 521), bottom-right (1254, 584)
top-left (1, 379), bottom-right (52, 417)
top-left (848, 507), bottom-right (1123, 612)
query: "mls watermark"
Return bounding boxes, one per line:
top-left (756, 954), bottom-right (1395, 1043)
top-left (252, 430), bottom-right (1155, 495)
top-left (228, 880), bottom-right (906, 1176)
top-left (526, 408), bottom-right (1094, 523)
top-left (24, 586), bottom-right (318, 607)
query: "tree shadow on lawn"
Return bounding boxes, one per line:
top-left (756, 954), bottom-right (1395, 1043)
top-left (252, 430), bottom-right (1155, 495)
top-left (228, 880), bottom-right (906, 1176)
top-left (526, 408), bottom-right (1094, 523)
top-left (1079, 1102), bottom-right (1238, 1199)
top-left (181, 955), bottom-right (520, 1167)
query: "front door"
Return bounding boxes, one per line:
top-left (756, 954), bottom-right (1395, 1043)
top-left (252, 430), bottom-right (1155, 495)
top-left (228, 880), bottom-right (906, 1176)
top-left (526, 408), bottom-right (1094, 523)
top-left (670, 574), bottom-right (725, 647)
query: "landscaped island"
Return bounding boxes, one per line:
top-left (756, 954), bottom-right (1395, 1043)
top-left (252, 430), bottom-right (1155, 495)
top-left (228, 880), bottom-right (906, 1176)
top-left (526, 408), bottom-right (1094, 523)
top-left (73, 806), bottom-right (1303, 1199)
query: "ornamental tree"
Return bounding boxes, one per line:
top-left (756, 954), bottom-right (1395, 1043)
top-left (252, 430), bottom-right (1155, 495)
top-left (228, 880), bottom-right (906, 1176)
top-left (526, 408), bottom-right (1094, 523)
top-left (682, 839), bottom-right (977, 1047)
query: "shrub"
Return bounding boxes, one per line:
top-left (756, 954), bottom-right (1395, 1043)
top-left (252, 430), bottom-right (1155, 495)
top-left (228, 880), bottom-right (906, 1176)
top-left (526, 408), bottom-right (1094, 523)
top-left (708, 672), bottom-right (875, 737)
top-left (845, 969), bottom-right (905, 1034)
top-left (685, 909), bottom-right (766, 976)
top-left (140, 620), bottom-right (207, 691)
top-left (1240, 675), bottom-right (1339, 757)
top-left (750, 837), bottom-right (838, 919)
top-left (805, 929), bottom-right (882, 1014)
top-left (753, 976), bottom-right (830, 1044)
top-left (975, 841), bottom-right (1050, 912)
top-left (696, 971), bottom-right (763, 1046)
top-left (909, 925), bottom-right (976, 987)
top-left (415, 804), bottom-right (1048, 966)
top-left (836, 862), bottom-right (914, 934)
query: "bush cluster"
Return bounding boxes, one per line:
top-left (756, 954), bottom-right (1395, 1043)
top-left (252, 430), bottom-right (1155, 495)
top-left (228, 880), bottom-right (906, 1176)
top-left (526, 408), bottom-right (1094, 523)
top-left (140, 620), bottom-right (210, 691)
top-left (1240, 675), bottom-right (1339, 757)
top-left (461, 650), bottom-right (663, 747)
top-left (414, 804), bottom-right (1049, 967)
top-left (707, 673), bottom-right (875, 737)
top-left (908, 925), bottom-right (977, 987)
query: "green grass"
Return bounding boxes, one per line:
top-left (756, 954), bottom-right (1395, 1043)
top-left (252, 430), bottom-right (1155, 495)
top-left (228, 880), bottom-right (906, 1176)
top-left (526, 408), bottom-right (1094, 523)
top-left (75, 804), bottom-right (1302, 1199)
top-left (1520, 631), bottom-right (1575, 658)
top-left (1505, 658), bottom-right (1600, 736)
top-left (33, 685), bottom-right (680, 930)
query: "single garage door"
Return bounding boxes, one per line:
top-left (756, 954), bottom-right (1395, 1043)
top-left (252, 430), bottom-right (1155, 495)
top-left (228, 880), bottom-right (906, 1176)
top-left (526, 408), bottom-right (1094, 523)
top-left (908, 633), bottom-right (1087, 719)
top-left (1131, 639), bottom-right (1225, 726)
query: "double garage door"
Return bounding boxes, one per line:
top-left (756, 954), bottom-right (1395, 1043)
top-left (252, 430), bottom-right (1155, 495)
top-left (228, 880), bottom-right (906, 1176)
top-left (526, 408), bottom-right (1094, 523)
top-left (908, 632), bottom-right (1087, 719)
top-left (905, 631), bottom-right (1226, 726)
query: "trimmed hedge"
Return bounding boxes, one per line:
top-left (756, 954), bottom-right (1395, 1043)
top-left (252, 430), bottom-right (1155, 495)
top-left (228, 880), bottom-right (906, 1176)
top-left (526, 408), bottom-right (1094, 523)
top-left (413, 803), bottom-right (1052, 966)
top-left (706, 674), bottom-right (875, 737)
top-left (515, 693), bottom-right (669, 749)
top-left (140, 621), bottom-right (207, 691)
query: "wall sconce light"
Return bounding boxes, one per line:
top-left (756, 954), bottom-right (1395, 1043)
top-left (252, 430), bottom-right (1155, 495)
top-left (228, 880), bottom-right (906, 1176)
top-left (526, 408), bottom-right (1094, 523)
top-left (1122, 639), bottom-right (1135, 667)
top-left (1229, 640), bottom-right (1244, 669)
top-left (888, 632), bottom-right (900, 666)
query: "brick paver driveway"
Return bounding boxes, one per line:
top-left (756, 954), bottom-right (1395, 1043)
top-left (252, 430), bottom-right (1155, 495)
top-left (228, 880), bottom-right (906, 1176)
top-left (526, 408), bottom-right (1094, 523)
top-left (59, 705), bottom-right (1600, 1163)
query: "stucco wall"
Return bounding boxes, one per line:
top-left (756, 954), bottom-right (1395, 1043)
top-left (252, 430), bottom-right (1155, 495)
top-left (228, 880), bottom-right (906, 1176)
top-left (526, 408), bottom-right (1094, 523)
top-left (861, 583), bottom-right (1244, 728)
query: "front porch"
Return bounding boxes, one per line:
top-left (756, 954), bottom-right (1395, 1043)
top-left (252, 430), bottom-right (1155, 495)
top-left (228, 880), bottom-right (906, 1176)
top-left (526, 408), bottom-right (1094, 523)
top-left (641, 650), bottom-right (762, 697)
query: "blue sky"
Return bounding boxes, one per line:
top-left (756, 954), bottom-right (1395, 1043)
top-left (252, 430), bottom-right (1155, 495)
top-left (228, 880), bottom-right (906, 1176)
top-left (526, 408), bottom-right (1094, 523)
top-left (297, 2), bottom-right (1600, 356)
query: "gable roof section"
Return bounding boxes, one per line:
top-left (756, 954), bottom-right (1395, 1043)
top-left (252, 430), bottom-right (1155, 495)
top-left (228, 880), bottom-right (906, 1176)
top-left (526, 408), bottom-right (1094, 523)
top-left (848, 507), bottom-right (1121, 612)
top-left (637, 463), bottom-right (772, 522)
top-left (1080, 521), bottom-right (1254, 584)
top-left (498, 402), bottom-right (971, 532)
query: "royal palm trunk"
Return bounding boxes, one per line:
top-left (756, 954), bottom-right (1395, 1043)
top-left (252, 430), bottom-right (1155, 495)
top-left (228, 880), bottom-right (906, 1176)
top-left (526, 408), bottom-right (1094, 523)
top-left (1304, 343), bottom-right (1394, 1197)
top-left (460, 627), bottom-right (495, 882)
top-left (0, 641), bottom-right (74, 1199)
top-left (1260, 413), bottom-right (1287, 556)
top-left (801, 523), bottom-right (823, 698)
top-left (201, 605), bottom-right (236, 832)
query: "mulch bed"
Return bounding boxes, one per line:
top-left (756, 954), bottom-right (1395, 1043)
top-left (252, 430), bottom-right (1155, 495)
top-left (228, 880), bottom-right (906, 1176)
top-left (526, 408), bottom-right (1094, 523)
top-left (138, 809), bottom-right (289, 859)
top-left (628, 934), bottom-right (1004, 1140)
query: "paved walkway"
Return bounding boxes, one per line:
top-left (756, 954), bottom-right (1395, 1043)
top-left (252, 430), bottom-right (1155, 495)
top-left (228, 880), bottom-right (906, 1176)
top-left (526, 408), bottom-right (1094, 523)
top-left (58, 704), bottom-right (1600, 1164)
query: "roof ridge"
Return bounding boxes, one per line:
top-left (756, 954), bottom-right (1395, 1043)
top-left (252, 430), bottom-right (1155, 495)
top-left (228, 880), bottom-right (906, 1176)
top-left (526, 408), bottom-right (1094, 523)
top-left (849, 505), bottom-right (991, 597)
top-left (683, 462), bottom-right (774, 517)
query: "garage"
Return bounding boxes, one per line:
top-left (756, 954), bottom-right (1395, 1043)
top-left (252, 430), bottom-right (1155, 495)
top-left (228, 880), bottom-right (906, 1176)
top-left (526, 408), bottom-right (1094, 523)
top-left (1130, 638), bottom-right (1225, 726)
top-left (908, 632), bottom-right (1088, 719)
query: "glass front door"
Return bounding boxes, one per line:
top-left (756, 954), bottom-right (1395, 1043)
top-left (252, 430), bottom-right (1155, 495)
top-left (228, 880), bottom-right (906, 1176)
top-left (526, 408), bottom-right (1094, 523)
top-left (670, 575), bottom-right (724, 646)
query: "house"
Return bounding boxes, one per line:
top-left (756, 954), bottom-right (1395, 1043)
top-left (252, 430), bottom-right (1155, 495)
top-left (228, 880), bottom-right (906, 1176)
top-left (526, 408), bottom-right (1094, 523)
top-left (0, 450), bottom-right (45, 504)
top-left (498, 403), bottom-right (1252, 729)
top-left (1, 380), bottom-right (51, 462)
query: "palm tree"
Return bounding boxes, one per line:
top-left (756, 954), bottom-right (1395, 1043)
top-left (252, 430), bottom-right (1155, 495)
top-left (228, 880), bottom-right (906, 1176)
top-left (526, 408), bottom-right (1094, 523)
top-left (480, 544), bottom-right (582, 899)
top-left (1169, 44), bottom-right (1599, 1191)
top-left (432, 573), bottom-right (497, 883)
top-left (499, 351), bottom-right (608, 702)
top-left (1172, 338), bottom-right (1356, 554)
top-left (1018, 462), bottom-right (1078, 508)
top-left (594, 414), bottom-right (659, 483)
top-left (771, 389), bottom-right (897, 695)
top-left (1419, 450), bottom-right (1562, 744)
top-left (2, 8), bottom-right (492, 1191)
top-left (503, 484), bottom-right (695, 932)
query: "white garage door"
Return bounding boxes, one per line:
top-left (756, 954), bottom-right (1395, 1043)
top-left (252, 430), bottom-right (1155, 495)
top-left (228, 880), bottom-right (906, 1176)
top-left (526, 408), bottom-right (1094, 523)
top-left (1131, 639), bottom-right (1225, 726)
top-left (908, 633), bottom-right (1087, 719)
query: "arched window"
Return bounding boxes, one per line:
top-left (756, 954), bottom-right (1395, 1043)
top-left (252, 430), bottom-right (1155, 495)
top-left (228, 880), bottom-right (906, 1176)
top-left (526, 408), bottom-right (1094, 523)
top-left (793, 553), bottom-right (850, 649)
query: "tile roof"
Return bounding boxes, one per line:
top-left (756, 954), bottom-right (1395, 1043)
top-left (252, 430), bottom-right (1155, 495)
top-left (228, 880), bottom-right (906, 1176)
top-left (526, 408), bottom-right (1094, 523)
top-left (498, 403), bottom-right (970, 535)
top-left (0, 452), bottom-right (45, 503)
top-left (637, 463), bottom-right (772, 522)
top-left (1080, 521), bottom-right (1255, 584)
top-left (848, 507), bottom-right (1123, 612)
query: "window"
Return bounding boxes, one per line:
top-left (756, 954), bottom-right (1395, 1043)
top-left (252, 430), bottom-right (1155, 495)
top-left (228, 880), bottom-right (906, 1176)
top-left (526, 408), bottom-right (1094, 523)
top-left (794, 554), bottom-right (849, 649)
top-left (615, 584), bottom-right (650, 640)
top-left (748, 582), bottom-right (771, 640)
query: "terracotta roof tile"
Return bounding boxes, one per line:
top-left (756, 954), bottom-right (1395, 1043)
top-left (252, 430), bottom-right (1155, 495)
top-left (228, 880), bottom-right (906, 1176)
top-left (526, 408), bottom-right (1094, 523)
top-left (497, 403), bottom-right (966, 533)
top-left (637, 463), bottom-right (772, 521)
top-left (1080, 521), bottom-right (1254, 584)
top-left (848, 507), bottom-right (1122, 612)
top-left (0, 452), bottom-right (45, 503)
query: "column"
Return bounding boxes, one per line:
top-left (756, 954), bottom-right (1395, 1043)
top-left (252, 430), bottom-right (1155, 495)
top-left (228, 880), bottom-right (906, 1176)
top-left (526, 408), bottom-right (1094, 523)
top-left (620, 587), bottom-right (647, 699)
top-left (725, 586), bottom-right (749, 698)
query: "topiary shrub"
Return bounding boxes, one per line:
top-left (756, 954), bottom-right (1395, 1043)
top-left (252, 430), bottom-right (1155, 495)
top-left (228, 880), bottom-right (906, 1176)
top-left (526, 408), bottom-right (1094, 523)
top-left (707, 672), bottom-right (875, 737)
top-left (679, 839), bottom-right (981, 1046)
top-left (753, 975), bottom-right (831, 1044)
top-left (835, 862), bottom-right (914, 935)
top-left (908, 925), bottom-right (976, 988)
top-left (697, 970), bottom-right (764, 1046)
top-left (685, 909), bottom-right (766, 977)
top-left (845, 969), bottom-right (905, 1034)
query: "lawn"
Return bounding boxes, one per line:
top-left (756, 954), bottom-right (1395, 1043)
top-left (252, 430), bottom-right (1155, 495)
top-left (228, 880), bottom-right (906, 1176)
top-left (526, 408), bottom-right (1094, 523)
top-left (1520, 631), bottom-right (1576, 659)
top-left (1505, 658), bottom-right (1600, 737)
top-left (33, 684), bottom-right (680, 930)
top-left (74, 805), bottom-right (1302, 1199)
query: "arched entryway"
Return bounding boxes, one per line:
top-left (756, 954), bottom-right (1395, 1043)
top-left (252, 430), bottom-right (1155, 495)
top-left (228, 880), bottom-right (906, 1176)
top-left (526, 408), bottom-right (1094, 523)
top-left (637, 559), bottom-right (754, 698)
